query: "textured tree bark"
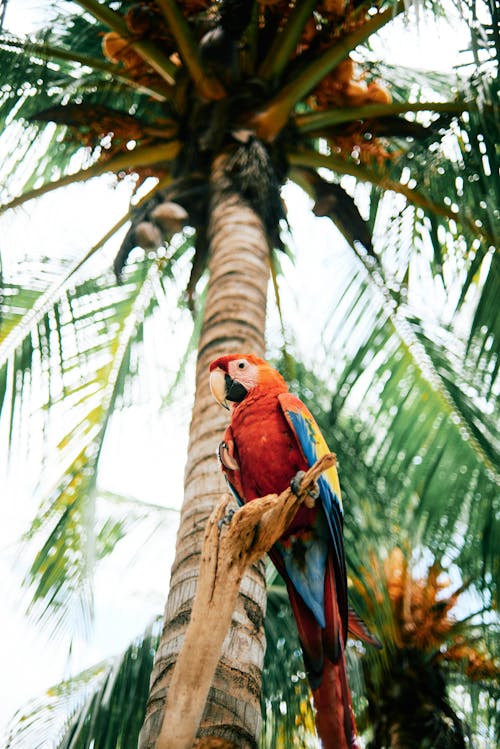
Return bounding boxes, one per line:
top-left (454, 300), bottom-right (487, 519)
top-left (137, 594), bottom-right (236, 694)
top-left (139, 154), bottom-right (271, 749)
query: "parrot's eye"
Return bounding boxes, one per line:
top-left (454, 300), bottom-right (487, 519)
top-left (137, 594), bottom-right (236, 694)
top-left (237, 361), bottom-right (246, 369)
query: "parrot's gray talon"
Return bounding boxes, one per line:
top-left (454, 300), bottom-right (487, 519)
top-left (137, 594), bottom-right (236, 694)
top-left (291, 471), bottom-right (319, 506)
top-left (217, 508), bottom-right (235, 529)
top-left (290, 471), bottom-right (306, 496)
top-left (308, 482), bottom-right (320, 500)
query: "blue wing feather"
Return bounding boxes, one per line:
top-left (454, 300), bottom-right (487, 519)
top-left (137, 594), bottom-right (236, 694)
top-left (278, 393), bottom-right (348, 637)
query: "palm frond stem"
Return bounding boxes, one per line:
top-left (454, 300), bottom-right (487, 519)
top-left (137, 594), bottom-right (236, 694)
top-left (0, 141), bottom-right (180, 214)
top-left (74, 0), bottom-right (177, 85)
top-left (239, 2), bottom-right (259, 74)
top-left (252, 1), bottom-right (405, 139)
top-left (0, 35), bottom-right (170, 101)
top-left (154, 0), bottom-right (226, 100)
top-left (258, 0), bottom-right (318, 80)
top-left (0, 175), bottom-right (171, 371)
top-left (294, 100), bottom-right (469, 133)
top-left (288, 151), bottom-right (490, 244)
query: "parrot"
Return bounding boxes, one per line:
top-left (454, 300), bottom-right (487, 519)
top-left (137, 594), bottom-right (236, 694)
top-left (209, 353), bottom-right (379, 749)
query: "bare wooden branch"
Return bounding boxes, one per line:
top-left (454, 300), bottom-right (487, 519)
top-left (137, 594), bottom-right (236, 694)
top-left (154, 453), bottom-right (336, 749)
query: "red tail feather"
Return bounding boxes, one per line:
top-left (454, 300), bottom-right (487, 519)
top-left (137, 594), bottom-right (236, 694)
top-left (312, 649), bottom-right (360, 749)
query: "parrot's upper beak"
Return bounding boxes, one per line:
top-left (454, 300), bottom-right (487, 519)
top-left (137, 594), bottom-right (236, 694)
top-left (210, 368), bottom-right (230, 410)
top-left (210, 367), bottom-right (248, 409)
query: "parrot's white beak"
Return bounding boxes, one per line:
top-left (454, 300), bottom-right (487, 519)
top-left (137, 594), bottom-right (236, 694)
top-left (210, 367), bottom-right (230, 410)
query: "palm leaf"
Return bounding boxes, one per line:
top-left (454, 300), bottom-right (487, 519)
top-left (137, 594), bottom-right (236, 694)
top-left (1, 218), bottom-right (193, 635)
top-left (1, 141), bottom-right (180, 213)
top-left (0, 19), bottom-right (175, 202)
top-left (288, 58), bottom-right (499, 389)
top-left (0, 34), bottom-right (169, 101)
top-left (0, 168), bottom-right (193, 635)
top-left (0, 174), bottom-right (169, 392)
top-left (22, 260), bottom-right (165, 635)
top-left (74, 0), bottom-right (177, 85)
top-left (321, 272), bottom-right (499, 593)
top-left (283, 350), bottom-right (499, 739)
top-left (5, 619), bottom-right (161, 749)
top-left (253, 1), bottom-right (405, 138)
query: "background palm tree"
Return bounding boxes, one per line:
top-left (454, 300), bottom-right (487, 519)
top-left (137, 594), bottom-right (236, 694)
top-left (355, 548), bottom-right (498, 748)
top-left (0, 0), bottom-right (498, 745)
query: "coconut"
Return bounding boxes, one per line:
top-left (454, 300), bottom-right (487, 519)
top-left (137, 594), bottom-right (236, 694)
top-left (134, 221), bottom-right (163, 250)
top-left (151, 201), bottom-right (189, 234)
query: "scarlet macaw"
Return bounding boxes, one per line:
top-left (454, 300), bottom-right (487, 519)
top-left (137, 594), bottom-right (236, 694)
top-left (210, 354), bottom-right (377, 749)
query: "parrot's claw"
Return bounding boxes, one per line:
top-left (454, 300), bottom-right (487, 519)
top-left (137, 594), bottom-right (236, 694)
top-left (307, 481), bottom-right (320, 501)
top-left (290, 471), bottom-right (319, 507)
top-left (290, 471), bottom-right (306, 496)
top-left (217, 508), bottom-right (235, 529)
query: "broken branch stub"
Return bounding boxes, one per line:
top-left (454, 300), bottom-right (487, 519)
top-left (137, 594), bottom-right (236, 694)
top-left (154, 453), bottom-right (336, 749)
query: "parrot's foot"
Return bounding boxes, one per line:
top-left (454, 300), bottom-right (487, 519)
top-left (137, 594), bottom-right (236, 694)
top-left (290, 471), bottom-right (319, 508)
top-left (290, 471), bottom-right (305, 496)
top-left (217, 508), bottom-right (235, 529)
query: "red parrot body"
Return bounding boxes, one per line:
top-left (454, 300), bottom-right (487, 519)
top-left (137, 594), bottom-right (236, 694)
top-left (209, 354), bottom-right (371, 749)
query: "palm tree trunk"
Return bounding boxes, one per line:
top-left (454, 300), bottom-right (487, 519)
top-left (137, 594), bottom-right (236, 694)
top-left (139, 154), bottom-right (271, 749)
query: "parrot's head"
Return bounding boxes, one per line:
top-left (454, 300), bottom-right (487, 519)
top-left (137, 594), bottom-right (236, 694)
top-left (209, 354), bottom-right (287, 410)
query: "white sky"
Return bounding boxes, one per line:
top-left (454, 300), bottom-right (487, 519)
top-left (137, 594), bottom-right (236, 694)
top-left (0, 2), bottom-right (477, 745)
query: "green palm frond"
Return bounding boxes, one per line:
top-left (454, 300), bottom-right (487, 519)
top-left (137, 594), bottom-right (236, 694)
top-left (1, 209), bottom-right (196, 637)
top-left (355, 330), bottom-right (496, 571)
top-left (367, 59), bottom-right (460, 101)
top-left (386, 83), bottom-right (497, 252)
top-left (289, 61), bottom-right (499, 390)
top-left (21, 260), bottom-right (165, 634)
top-left (0, 176), bottom-right (168, 408)
top-left (5, 662), bottom-right (107, 749)
top-left (5, 619), bottom-right (161, 749)
top-left (0, 205), bottom-right (190, 634)
top-left (282, 353), bottom-right (499, 742)
top-left (333, 280), bottom-right (498, 496)
top-left (0, 34), bottom-right (168, 100)
top-left (1, 140), bottom-right (179, 212)
top-left (0, 19), bottom-right (174, 202)
top-left (459, 0), bottom-right (499, 72)
top-left (76, 0), bottom-right (177, 85)
top-left (281, 245), bottom-right (498, 588)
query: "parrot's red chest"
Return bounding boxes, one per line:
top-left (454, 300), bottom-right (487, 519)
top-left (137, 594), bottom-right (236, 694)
top-left (230, 387), bottom-right (307, 500)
